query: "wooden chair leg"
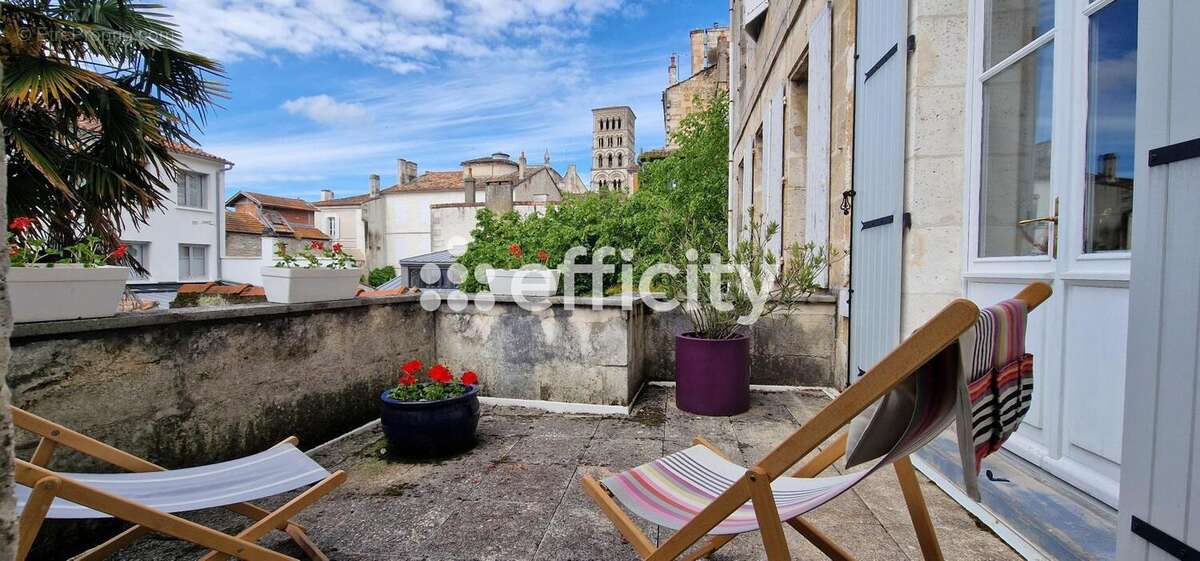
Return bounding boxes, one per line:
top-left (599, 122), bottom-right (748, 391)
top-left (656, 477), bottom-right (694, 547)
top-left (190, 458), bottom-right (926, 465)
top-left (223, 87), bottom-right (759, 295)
top-left (680, 534), bottom-right (736, 561)
top-left (30, 437), bottom-right (58, 467)
top-left (285, 524), bottom-right (330, 561)
top-left (74, 525), bottom-right (154, 561)
top-left (786, 518), bottom-right (855, 561)
top-left (894, 457), bottom-right (944, 561)
top-left (199, 470), bottom-right (347, 561)
top-left (582, 475), bottom-right (656, 559)
top-left (745, 467), bottom-right (791, 561)
top-left (17, 476), bottom-right (60, 561)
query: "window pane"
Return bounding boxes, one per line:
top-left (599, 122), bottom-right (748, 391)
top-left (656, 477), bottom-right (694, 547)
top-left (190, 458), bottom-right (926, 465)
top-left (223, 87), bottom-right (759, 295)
top-left (985, 0), bottom-right (1054, 68)
top-left (192, 247), bottom-right (206, 278)
top-left (979, 43), bottom-right (1054, 258)
top-left (1084, 0), bottom-right (1137, 253)
top-left (179, 247), bottom-right (190, 278)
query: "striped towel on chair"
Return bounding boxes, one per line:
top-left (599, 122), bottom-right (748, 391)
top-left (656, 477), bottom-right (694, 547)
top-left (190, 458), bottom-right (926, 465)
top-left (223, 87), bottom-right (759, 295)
top-left (955, 298), bottom-right (1033, 501)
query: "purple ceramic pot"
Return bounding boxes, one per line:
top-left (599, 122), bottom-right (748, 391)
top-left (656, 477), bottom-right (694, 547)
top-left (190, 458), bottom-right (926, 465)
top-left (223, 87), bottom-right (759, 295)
top-left (674, 332), bottom-right (751, 416)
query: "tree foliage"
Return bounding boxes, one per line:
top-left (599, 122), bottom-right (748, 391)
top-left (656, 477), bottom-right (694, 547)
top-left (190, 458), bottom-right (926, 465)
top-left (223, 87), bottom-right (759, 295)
top-left (456, 92), bottom-right (730, 294)
top-left (1, 0), bottom-right (226, 254)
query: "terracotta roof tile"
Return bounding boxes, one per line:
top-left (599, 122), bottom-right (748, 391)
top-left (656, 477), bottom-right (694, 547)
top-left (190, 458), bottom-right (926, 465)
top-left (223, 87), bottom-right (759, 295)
top-left (178, 282), bottom-right (218, 294)
top-left (314, 193), bottom-right (377, 207)
top-left (225, 211), bottom-right (266, 234)
top-left (291, 226), bottom-right (330, 240)
top-left (228, 191), bottom-right (319, 212)
top-left (167, 141), bottom-right (232, 165)
top-left (381, 171), bottom-right (462, 194)
top-left (355, 287), bottom-right (418, 298)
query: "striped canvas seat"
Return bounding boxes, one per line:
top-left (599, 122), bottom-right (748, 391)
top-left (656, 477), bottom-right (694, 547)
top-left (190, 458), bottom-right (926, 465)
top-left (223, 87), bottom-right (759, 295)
top-left (604, 340), bottom-right (962, 535)
top-left (14, 443), bottom-right (330, 519)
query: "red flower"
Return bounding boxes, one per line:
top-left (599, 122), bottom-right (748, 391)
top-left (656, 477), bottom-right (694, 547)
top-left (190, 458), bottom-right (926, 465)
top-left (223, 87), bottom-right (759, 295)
top-left (536, 250), bottom-right (549, 263)
top-left (508, 243), bottom-right (523, 257)
top-left (8, 216), bottom-right (32, 231)
top-left (332, 243), bottom-right (343, 253)
top-left (401, 359), bottom-right (423, 375)
top-left (428, 364), bottom-right (453, 384)
top-left (8, 245), bottom-right (17, 257)
top-left (110, 244), bottom-right (128, 259)
top-left (309, 240), bottom-right (324, 250)
top-left (461, 371), bottom-right (479, 386)
top-left (398, 373), bottom-right (417, 386)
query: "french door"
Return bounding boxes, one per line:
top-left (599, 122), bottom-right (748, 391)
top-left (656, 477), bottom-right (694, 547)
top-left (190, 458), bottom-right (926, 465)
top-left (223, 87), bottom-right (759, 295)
top-left (965, 0), bottom-right (1137, 507)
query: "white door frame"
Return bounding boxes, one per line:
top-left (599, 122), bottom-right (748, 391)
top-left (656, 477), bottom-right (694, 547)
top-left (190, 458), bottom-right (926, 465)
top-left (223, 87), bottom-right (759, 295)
top-left (962, 0), bottom-right (1133, 507)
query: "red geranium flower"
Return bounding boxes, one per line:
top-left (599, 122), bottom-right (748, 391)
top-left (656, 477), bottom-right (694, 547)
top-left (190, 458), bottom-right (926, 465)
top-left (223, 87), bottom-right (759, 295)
top-left (461, 371), bottom-right (479, 386)
top-left (536, 250), bottom-right (549, 263)
top-left (401, 359), bottom-right (423, 375)
top-left (8, 216), bottom-right (32, 231)
top-left (332, 243), bottom-right (343, 253)
top-left (508, 243), bottom-right (523, 257)
top-left (110, 244), bottom-right (128, 259)
top-left (8, 245), bottom-right (17, 257)
top-left (428, 364), bottom-right (453, 384)
top-left (398, 373), bottom-right (417, 386)
top-left (309, 240), bottom-right (324, 250)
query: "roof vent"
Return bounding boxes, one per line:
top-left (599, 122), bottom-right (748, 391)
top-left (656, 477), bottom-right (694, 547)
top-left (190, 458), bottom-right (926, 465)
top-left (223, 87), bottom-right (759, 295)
top-left (491, 152), bottom-right (510, 160)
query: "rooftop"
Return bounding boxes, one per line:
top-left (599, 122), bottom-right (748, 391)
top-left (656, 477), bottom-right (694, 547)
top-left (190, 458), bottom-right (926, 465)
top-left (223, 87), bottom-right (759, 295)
top-left (381, 171), bottom-right (464, 194)
top-left (107, 387), bottom-right (1020, 561)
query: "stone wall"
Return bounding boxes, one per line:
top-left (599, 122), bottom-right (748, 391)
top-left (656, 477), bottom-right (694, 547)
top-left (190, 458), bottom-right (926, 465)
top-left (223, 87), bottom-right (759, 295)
top-left (643, 298), bottom-right (839, 387)
top-left (436, 297), bottom-right (645, 407)
top-left (9, 297), bottom-right (434, 471)
top-left (225, 232), bottom-right (262, 257)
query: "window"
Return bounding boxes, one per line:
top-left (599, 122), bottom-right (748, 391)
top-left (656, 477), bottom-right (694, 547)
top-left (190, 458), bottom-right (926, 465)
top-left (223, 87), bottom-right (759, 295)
top-left (597, 154), bottom-right (604, 168)
top-left (617, 153), bottom-right (624, 167)
top-left (978, 0), bottom-right (1055, 258)
top-left (326, 216), bottom-right (340, 239)
top-left (178, 244), bottom-right (208, 280)
top-left (1083, 0), bottom-right (1137, 253)
top-left (177, 172), bottom-right (208, 209)
top-left (607, 154), bottom-right (614, 168)
top-left (125, 242), bottom-right (150, 279)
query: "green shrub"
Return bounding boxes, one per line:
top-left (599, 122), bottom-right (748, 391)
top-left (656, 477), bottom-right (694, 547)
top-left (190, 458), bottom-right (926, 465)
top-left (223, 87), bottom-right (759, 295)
top-left (456, 92), bottom-right (730, 294)
top-left (367, 266), bottom-right (397, 288)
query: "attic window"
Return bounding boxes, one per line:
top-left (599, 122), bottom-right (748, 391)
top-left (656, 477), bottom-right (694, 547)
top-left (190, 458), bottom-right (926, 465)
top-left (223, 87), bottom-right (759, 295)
top-left (744, 0), bottom-right (767, 40)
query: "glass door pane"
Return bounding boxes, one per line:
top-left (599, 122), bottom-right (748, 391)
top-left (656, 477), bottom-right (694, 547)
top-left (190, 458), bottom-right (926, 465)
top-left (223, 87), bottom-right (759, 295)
top-left (985, 0), bottom-right (1055, 68)
top-left (1083, 0), bottom-right (1137, 253)
top-left (979, 43), bottom-right (1055, 257)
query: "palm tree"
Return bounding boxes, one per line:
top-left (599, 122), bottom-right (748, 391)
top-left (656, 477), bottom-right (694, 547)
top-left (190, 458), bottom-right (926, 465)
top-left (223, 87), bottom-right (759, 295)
top-left (1, 0), bottom-right (226, 251)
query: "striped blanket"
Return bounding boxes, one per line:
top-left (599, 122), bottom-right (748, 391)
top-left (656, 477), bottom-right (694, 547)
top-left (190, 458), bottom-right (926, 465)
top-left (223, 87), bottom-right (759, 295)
top-left (955, 298), bottom-right (1033, 500)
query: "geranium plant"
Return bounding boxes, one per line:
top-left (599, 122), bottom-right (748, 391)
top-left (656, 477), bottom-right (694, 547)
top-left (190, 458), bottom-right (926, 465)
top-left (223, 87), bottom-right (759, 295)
top-left (386, 360), bottom-right (479, 402)
top-left (7, 216), bottom-right (127, 268)
top-left (498, 243), bottom-right (552, 269)
top-left (273, 240), bottom-right (359, 269)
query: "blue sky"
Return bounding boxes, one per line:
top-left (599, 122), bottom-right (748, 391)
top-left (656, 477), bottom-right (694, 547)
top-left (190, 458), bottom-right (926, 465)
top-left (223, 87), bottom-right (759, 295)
top-left (167, 0), bottom-right (728, 201)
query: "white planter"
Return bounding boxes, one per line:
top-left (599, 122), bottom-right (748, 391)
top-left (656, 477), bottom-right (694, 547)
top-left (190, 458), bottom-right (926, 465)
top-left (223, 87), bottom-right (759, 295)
top-left (9, 265), bottom-right (128, 323)
top-left (261, 267), bottom-right (363, 304)
top-left (485, 268), bottom-right (560, 297)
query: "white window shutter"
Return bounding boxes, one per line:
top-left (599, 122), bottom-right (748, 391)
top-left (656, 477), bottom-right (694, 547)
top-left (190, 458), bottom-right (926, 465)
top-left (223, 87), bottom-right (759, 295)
top-left (741, 141), bottom-right (753, 242)
top-left (806, 3), bottom-right (832, 286)
top-left (764, 83), bottom-right (786, 259)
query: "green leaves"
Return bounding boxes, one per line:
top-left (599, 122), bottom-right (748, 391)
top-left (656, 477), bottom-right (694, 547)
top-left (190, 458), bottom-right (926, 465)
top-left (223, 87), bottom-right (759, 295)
top-left (1, 0), bottom-right (226, 252)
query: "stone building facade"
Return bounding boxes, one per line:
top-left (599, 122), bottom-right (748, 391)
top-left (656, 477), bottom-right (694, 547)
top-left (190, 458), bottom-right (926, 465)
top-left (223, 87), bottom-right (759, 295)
top-left (662, 25), bottom-right (730, 149)
top-left (590, 106), bottom-right (637, 191)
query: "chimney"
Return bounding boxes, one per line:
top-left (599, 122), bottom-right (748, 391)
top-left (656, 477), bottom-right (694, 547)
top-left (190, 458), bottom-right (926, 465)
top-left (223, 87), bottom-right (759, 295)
top-left (464, 169), bottom-right (477, 204)
top-left (485, 179), bottom-right (514, 214)
top-left (320, 189), bottom-right (334, 201)
top-left (1101, 153), bottom-right (1118, 181)
top-left (369, 174), bottom-right (381, 197)
top-left (397, 159), bottom-right (418, 185)
top-left (690, 29), bottom-right (705, 75)
top-left (544, 149), bottom-right (551, 165)
top-left (668, 53), bottom-right (679, 85)
top-left (518, 151), bottom-right (527, 181)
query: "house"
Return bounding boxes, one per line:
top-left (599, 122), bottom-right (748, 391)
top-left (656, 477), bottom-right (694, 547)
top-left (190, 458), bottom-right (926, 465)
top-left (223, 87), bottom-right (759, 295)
top-left (120, 144), bottom-right (232, 286)
top-left (662, 24), bottom-right (730, 150)
top-left (317, 152), bottom-right (587, 271)
top-left (729, 0), bottom-right (1162, 558)
top-left (221, 191), bottom-right (330, 285)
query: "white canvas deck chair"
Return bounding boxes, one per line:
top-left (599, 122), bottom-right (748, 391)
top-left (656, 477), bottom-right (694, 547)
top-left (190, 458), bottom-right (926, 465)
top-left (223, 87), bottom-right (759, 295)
top-left (584, 283), bottom-right (1052, 561)
top-left (10, 406), bottom-right (346, 561)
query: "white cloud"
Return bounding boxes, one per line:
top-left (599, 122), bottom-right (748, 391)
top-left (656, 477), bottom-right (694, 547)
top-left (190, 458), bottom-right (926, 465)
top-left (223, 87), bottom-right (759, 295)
top-left (281, 95), bottom-right (369, 126)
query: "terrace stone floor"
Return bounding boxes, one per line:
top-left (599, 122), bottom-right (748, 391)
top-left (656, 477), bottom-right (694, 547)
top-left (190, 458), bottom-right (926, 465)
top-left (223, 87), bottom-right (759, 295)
top-left (112, 387), bottom-right (1023, 561)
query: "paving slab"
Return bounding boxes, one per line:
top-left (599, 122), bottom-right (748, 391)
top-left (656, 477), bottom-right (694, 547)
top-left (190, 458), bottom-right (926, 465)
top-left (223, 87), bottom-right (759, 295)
top-left (93, 388), bottom-right (1023, 561)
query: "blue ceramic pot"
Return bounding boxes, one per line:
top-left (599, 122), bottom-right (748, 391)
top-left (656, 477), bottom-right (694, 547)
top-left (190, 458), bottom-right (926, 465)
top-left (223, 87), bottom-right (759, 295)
top-left (379, 385), bottom-right (480, 458)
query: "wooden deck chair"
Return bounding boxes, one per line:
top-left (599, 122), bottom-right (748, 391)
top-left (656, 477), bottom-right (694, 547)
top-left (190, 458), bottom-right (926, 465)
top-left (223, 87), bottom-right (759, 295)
top-left (583, 283), bottom-right (1052, 561)
top-left (10, 406), bottom-right (346, 561)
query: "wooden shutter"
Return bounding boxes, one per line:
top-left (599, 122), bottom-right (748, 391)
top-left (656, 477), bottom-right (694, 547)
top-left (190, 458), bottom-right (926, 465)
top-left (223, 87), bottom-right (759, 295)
top-left (763, 83), bottom-right (786, 258)
top-left (849, 0), bottom-right (908, 380)
top-left (741, 141), bottom-right (753, 242)
top-left (806, 3), bottom-right (832, 286)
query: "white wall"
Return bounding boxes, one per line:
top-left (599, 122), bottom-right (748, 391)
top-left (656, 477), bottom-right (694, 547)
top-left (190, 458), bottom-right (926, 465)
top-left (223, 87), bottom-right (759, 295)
top-left (315, 206), bottom-right (365, 259)
top-left (121, 153), bottom-right (226, 284)
top-left (383, 190), bottom-right (463, 263)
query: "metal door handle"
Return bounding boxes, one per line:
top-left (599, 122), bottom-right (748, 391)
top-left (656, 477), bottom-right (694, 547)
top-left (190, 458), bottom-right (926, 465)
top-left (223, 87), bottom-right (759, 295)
top-left (1017, 197), bottom-right (1059, 258)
